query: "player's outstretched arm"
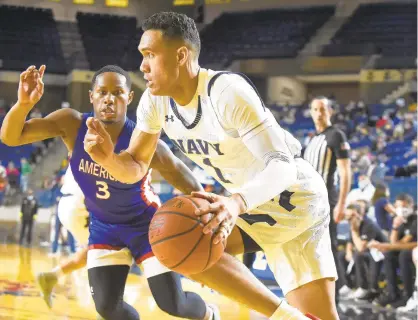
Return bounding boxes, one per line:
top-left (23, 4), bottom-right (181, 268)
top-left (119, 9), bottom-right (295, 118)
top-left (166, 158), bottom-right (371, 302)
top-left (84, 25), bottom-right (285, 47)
top-left (150, 140), bottom-right (204, 194)
top-left (1, 65), bottom-right (78, 146)
top-left (84, 120), bottom-right (159, 184)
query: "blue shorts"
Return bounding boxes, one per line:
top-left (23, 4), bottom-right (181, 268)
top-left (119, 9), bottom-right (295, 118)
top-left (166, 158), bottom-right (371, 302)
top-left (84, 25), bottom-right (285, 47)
top-left (88, 205), bottom-right (157, 268)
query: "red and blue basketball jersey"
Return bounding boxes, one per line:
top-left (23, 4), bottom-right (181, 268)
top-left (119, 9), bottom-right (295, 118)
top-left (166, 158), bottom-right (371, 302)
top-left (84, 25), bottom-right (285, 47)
top-left (70, 113), bottom-right (160, 224)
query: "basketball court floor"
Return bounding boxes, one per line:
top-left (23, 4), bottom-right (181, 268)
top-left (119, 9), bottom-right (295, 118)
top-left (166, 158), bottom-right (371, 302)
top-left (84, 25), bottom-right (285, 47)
top-left (0, 244), bottom-right (415, 320)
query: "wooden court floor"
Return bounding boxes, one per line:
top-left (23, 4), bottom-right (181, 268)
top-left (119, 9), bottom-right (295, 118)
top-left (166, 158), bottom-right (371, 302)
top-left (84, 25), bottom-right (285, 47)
top-left (0, 244), bottom-right (267, 320)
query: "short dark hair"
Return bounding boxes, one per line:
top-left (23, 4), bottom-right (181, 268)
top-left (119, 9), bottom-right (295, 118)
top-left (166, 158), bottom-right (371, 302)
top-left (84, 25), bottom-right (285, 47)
top-left (142, 12), bottom-right (201, 57)
top-left (91, 65), bottom-right (131, 90)
top-left (396, 193), bottom-right (414, 205)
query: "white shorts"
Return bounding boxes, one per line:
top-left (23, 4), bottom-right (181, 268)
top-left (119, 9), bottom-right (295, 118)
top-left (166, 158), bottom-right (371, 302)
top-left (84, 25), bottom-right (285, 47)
top-left (236, 158), bottom-right (338, 295)
top-left (86, 249), bottom-right (171, 279)
top-left (58, 194), bottom-right (89, 245)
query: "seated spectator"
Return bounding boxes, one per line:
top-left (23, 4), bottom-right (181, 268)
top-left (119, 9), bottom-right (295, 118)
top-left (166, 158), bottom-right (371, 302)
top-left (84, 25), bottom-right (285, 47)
top-left (29, 108), bottom-right (42, 119)
top-left (397, 246), bottom-right (417, 313)
top-left (403, 120), bottom-right (417, 141)
top-left (0, 161), bottom-right (6, 205)
top-left (346, 174), bottom-right (376, 205)
top-left (371, 183), bottom-right (396, 234)
top-left (369, 193), bottom-right (417, 308)
top-left (6, 161), bottom-right (20, 193)
top-left (337, 203), bottom-right (388, 300)
top-left (368, 155), bottom-right (388, 186)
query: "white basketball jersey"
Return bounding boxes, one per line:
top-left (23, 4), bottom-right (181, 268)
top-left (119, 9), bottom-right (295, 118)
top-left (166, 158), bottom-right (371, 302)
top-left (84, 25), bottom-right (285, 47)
top-left (137, 68), bottom-right (329, 244)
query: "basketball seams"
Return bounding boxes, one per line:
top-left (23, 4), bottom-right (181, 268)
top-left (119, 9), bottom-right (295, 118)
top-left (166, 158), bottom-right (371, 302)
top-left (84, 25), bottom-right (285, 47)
top-left (168, 232), bottom-right (206, 270)
top-left (150, 220), bottom-right (201, 246)
top-left (150, 196), bottom-right (222, 274)
top-left (154, 211), bottom-right (202, 223)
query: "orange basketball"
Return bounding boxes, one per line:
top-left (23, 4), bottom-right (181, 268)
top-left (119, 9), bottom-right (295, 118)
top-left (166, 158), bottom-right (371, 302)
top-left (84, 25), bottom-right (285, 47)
top-left (149, 196), bottom-right (225, 275)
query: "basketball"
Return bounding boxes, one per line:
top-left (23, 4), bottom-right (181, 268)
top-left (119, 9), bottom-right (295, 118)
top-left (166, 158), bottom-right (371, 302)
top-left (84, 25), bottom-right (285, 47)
top-left (149, 196), bottom-right (225, 275)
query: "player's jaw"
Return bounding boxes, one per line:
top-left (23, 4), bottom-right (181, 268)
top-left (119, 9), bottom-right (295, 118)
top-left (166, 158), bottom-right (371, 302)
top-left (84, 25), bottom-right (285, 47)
top-left (94, 103), bottom-right (127, 125)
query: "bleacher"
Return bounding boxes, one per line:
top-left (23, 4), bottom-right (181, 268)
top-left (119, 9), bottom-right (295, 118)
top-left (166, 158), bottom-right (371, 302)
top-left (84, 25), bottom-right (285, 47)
top-left (0, 5), bottom-right (66, 74)
top-left (321, 2), bottom-right (417, 68)
top-left (76, 12), bottom-right (141, 71)
top-left (200, 6), bottom-right (335, 67)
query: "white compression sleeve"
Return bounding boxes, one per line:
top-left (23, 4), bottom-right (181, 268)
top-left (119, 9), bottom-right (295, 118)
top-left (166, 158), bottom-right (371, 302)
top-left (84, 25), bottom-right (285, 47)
top-left (237, 121), bottom-right (298, 211)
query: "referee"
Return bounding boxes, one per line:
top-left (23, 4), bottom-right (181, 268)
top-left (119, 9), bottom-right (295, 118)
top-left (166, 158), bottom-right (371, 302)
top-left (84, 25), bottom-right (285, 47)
top-left (303, 97), bottom-right (352, 301)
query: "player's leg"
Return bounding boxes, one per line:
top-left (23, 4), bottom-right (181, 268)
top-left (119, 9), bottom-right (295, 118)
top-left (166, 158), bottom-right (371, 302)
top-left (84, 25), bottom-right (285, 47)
top-left (142, 258), bottom-right (217, 320)
top-left (87, 217), bottom-right (139, 319)
top-left (89, 265), bottom-right (139, 320)
top-left (266, 215), bottom-right (339, 320)
top-left (128, 205), bottom-right (216, 320)
top-left (37, 195), bottom-right (90, 308)
top-left (191, 227), bottom-right (312, 319)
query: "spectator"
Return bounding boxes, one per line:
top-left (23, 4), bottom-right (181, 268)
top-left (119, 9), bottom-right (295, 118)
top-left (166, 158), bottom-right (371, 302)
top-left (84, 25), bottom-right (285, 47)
top-left (397, 246), bottom-right (418, 313)
top-left (29, 108), bottom-right (42, 119)
top-left (338, 203), bottom-right (387, 301)
top-left (368, 155), bottom-right (388, 186)
top-left (371, 183), bottom-right (396, 235)
top-left (20, 158), bottom-right (32, 193)
top-left (346, 174), bottom-right (376, 205)
top-left (369, 193), bottom-right (417, 308)
top-left (6, 161), bottom-right (20, 194)
top-left (403, 120), bottom-right (417, 141)
top-left (0, 161), bottom-right (6, 181)
top-left (0, 161), bottom-right (7, 205)
top-left (19, 189), bottom-right (38, 246)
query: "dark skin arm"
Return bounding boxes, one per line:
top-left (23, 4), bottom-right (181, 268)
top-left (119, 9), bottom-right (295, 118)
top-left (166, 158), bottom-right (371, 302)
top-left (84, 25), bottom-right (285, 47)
top-left (150, 140), bottom-right (204, 194)
top-left (0, 65), bottom-right (81, 151)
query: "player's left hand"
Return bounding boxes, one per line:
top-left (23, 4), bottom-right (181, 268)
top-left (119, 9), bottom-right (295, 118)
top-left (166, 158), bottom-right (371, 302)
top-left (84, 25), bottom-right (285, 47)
top-left (192, 192), bottom-right (245, 244)
top-left (333, 201), bottom-right (345, 223)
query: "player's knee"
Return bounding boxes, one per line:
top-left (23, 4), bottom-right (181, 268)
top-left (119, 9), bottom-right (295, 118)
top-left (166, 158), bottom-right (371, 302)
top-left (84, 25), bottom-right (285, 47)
top-left (93, 292), bottom-right (121, 318)
top-left (154, 294), bottom-right (187, 317)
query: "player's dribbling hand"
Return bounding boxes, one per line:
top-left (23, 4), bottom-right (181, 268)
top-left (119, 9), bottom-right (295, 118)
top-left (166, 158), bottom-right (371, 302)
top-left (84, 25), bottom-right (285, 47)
top-left (84, 117), bottom-right (114, 165)
top-left (192, 192), bottom-right (245, 244)
top-left (18, 65), bottom-right (46, 106)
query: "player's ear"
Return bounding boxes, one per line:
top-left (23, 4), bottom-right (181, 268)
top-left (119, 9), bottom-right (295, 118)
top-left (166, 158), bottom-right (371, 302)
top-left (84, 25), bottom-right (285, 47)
top-left (328, 107), bottom-right (334, 118)
top-left (128, 91), bottom-right (134, 105)
top-left (177, 46), bottom-right (189, 66)
top-left (89, 90), bottom-right (93, 104)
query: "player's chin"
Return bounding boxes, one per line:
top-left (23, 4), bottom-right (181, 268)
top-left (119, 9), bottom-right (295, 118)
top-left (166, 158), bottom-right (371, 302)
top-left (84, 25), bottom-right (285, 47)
top-left (99, 118), bottom-right (117, 125)
top-left (148, 85), bottom-right (164, 96)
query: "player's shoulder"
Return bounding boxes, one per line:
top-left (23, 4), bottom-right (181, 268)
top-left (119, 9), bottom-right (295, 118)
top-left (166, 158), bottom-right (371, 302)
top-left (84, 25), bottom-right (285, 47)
top-left (207, 70), bottom-right (252, 98)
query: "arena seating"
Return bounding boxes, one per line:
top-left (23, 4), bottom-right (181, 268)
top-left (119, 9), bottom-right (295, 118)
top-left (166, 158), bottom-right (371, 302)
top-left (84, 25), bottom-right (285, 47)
top-left (0, 5), bottom-right (66, 74)
top-left (321, 2), bottom-right (417, 68)
top-left (200, 6), bottom-right (335, 67)
top-left (76, 12), bottom-right (141, 71)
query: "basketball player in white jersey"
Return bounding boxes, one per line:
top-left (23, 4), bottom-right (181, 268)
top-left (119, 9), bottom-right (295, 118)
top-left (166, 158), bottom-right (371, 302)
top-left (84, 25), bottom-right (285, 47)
top-left (37, 166), bottom-right (90, 308)
top-left (83, 12), bottom-right (339, 320)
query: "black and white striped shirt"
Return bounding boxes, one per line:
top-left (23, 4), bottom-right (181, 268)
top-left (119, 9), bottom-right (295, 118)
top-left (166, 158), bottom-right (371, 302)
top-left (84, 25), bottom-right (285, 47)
top-left (303, 126), bottom-right (350, 206)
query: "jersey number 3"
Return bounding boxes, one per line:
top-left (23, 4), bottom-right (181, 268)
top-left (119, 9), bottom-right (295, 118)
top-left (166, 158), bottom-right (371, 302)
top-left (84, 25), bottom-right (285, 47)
top-left (96, 181), bottom-right (110, 199)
